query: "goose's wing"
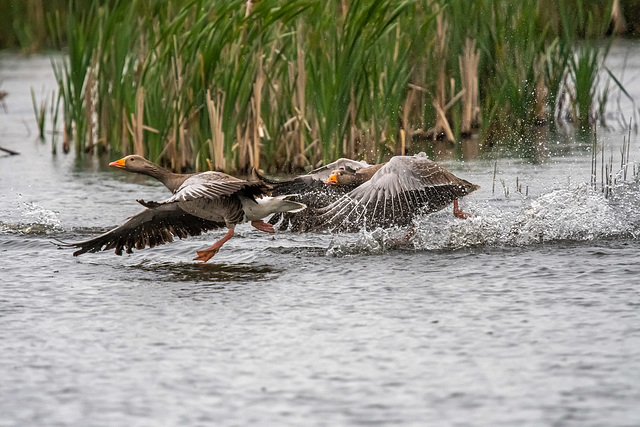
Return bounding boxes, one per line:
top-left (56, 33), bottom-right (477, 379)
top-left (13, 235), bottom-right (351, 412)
top-left (162, 172), bottom-right (269, 204)
top-left (268, 175), bottom-right (352, 231)
top-left (266, 161), bottom-right (368, 232)
top-left (314, 154), bottom-right (479, 231)
top-left (59, 203), bottom-right (226, 256)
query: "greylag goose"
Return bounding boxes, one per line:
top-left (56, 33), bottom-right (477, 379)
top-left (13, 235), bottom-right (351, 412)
top-left (269, 152), bottom-right (478, 232)
top-left (61, 155), bottom-right (306, 262)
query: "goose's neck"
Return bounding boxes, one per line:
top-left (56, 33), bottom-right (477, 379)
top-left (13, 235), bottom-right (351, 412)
top-left (141, 163), bottom-right (188, 193)
top-left (355, 163), bottom-right (384, 183)
top-left (351, 173), bottom-right (369, 186)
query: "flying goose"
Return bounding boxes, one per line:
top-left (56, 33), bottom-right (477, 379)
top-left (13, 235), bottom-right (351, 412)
top-left (268, 153), bottom-right (478, 232)
top-left (60, 155), bottom-right (305, 262)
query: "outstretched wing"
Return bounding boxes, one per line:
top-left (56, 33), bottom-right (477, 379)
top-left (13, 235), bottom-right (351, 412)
top-left (314, 154), bottom-right (479, 232)
top-left (264, 160), bottom-right (369, 232)
top-left (162, 172), bottom-right (269, 204)
top-left (59, 203), bottom-right (226, 256)
top-left (268, 182), bottom-right (351, 232)
top-left (266, 173), bottom-right (356, 232)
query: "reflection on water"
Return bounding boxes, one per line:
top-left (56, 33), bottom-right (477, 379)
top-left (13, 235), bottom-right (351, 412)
top-left (265, 245), bottom-right (328, 257)
top-left (129, 261), bottom-right (280, 285)
top-left (461, 135), bottom-right (480, 161)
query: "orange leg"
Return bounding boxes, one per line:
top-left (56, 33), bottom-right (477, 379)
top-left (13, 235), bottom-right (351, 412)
top-left (251, 220), bottom-right (274, 233)
top-left (453, 199), bottom-right (472, 219)
top-left (193, 228), bottom-right (235, 262)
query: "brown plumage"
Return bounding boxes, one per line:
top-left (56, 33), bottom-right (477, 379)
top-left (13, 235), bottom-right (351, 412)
top-left (59, 155), bottom-right (305, 262)
top-left (269, 153), bottom-right (479, 232)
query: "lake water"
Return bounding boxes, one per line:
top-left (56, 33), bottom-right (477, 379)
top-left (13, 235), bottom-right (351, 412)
top-left (2, 43), bottom-right (640, 426)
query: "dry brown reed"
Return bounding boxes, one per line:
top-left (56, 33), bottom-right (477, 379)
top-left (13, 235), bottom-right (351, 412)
top-left (433, 10), bottom-right (449, 141)
top-left (459, 38), bottom-right (480, 136)
top-left (205, 90), bottom-right (226, 172)
top-left (83, 66), bottom-right (95, 151)
top-left (132, 87), bottom-right (145, 157)
top-left (534, 55), bottom-right (548, 125)
top-left (293, 35), bottom-right (308, 169)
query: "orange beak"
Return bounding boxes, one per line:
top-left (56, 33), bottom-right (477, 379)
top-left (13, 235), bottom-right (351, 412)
top-left (327, 173), bottom-right (338, 185)
top-left (109, 158), bottom-right (126, 169)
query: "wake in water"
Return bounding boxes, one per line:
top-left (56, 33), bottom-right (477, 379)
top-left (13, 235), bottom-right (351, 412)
top-left (327, 180), bottom-right (640, 256)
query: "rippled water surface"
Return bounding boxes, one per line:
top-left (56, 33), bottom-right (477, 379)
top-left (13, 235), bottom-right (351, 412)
top-left (2, 47), bottom-right (640, 426)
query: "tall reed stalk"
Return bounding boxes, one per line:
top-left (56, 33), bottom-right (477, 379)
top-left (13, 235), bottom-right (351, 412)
top-left (45, 0), bottom-right (620, 172)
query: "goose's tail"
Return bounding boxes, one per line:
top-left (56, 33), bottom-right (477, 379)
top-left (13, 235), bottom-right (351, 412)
top-left (243, 195), bottom-right (306, 221)
top-left (261, 195), bottom-right (306, 213)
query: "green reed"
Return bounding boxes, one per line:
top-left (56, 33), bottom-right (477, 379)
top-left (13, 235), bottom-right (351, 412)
top-left (42, 0), bottom-right (619, 172)
top-left (30, 87), bottom-right (46, 140)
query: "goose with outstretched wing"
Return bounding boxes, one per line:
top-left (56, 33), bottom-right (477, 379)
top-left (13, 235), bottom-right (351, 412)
top-left (266, 152), bottom-right (478, 233)
top-left (59, 155), bottom-right (305, 262)
top-left (315, 153), bottom-right (479, 232)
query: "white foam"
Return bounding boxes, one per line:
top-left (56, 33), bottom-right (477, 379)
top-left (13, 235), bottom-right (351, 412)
top-left (0, 201), bottom-right (63, 234)
top-left (327, 180), bottom-right (640, 256)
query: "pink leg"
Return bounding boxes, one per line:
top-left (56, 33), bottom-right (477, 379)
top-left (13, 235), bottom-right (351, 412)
top-left (453, 199), bottom-right (472, 219)
top-left (251, 220), bottom-right (274, 234)
top-left (193, 228), bottom-right (235, 262)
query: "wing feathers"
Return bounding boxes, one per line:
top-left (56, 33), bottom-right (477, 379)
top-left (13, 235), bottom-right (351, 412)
top-left (312, 154), bottom-right (479, 231)
top-left (59, 204), bottom-right (225, 256)
top-left (163, 173), bottom-right (269, 205)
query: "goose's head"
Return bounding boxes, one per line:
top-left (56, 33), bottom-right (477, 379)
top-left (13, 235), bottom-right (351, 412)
top-left (109, 155), bottom-right (154, 174)
top-left (327, 169), bottom-right (359, 186)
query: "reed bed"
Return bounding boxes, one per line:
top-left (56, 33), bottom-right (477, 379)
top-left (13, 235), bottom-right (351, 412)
top-left (41, 0), bottom-right (620, 172)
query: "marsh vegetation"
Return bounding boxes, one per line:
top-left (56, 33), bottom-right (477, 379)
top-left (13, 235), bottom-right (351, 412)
top-left (2, 0), bottom-right (630, 172)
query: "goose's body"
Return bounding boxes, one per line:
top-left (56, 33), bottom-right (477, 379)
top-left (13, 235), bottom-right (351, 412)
top-left (160, 171), bottom-right (294, 223)
top-left (61, 156), bottom-right (305, 262)
top-left (269, 152), bottom-right (478, 232)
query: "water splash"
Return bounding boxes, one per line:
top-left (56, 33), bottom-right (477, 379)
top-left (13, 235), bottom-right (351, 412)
top-left (327, 182), bottom-right (640, 256)
top-left (326, 228), bottom-right (401, 257)
top-left (0, 201), bottom-right (62, 235)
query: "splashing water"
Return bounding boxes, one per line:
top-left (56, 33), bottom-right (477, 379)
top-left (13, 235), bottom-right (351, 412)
top-left (0, 201), bottom-right (62, 234)
top-left (327, 181), bottom-right (640, 256)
